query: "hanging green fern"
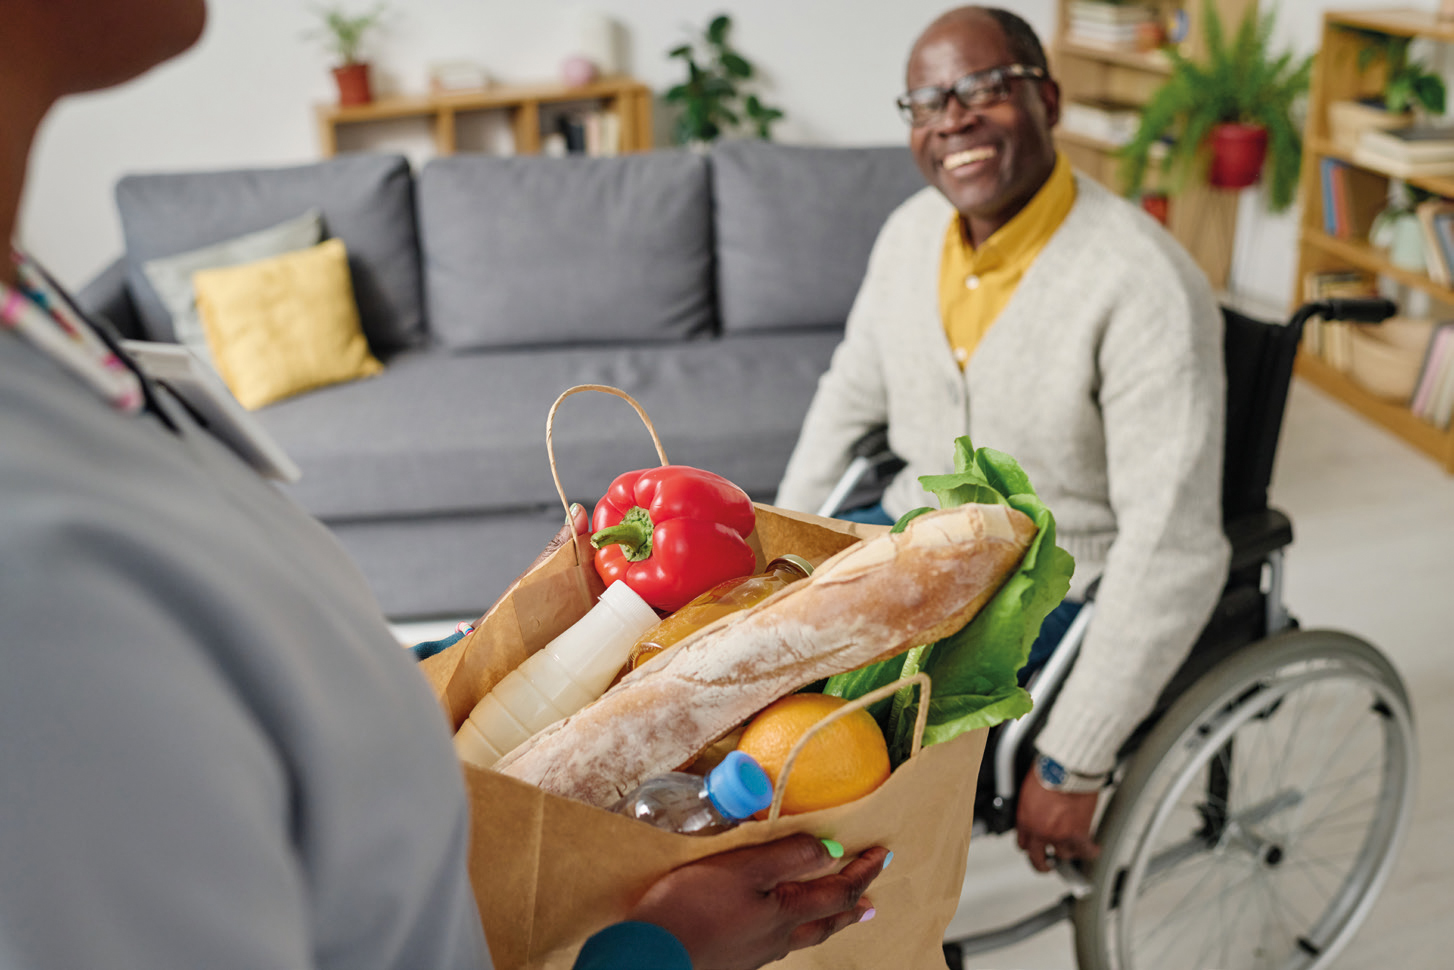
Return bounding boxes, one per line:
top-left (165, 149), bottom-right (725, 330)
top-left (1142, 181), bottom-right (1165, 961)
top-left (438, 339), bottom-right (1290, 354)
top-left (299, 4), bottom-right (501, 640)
top-left (1118, 0), bottom-right (1312, 213)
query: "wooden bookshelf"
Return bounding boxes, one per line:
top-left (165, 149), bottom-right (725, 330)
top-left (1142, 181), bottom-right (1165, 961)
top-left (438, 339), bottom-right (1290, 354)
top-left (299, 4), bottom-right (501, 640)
top-left (1050, 0), bottom-right (1255, 289)
top-left (1294, 9), bottom-right (1454, 472)
top-left (316, 76), bottom-right (653, 157)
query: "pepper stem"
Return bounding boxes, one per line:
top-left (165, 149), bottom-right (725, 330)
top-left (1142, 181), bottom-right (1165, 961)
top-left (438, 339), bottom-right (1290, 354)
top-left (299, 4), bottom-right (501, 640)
top-left (589, 506), bottom-right (655, 562)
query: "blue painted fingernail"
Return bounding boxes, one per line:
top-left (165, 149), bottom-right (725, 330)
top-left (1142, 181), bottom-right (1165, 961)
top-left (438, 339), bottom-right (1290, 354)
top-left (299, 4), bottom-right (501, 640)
top-left (859, 907), bottom-right (877, 923)
top-left (883, 850), bottom-right (894, 869)
top-left (821, 838), bottom-right (844, 859)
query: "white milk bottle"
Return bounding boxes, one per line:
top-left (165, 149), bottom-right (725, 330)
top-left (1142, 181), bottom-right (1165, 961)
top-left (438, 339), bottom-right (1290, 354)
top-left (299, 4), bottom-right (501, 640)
top-left (454, 580), bottom-right (659, 767)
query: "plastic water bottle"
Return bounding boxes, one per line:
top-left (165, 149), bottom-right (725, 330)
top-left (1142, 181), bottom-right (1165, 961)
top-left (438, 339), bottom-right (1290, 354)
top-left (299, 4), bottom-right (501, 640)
top-left (613, 751), bottom-right (774, 835)
top-left (454, 581), bottom-right (659, 767)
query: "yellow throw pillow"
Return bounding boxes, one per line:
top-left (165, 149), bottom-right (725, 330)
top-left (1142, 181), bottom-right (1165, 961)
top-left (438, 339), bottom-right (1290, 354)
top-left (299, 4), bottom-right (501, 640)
top-left (192, 238), bottom-right (383, 410)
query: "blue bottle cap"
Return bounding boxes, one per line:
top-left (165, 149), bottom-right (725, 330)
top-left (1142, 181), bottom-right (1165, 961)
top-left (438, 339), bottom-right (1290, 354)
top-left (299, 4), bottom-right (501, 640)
top-left (705, 751), bottom-right (774, 820)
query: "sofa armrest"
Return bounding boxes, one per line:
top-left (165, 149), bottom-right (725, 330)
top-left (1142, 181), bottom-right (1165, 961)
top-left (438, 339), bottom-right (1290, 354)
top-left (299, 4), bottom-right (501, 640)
top-left (76, 256), bottom-right (146, 340)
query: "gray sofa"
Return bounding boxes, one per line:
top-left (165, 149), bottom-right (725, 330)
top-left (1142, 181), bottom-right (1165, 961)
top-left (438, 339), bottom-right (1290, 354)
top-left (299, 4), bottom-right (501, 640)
top-left (80, 142), bottom-right (924, 619)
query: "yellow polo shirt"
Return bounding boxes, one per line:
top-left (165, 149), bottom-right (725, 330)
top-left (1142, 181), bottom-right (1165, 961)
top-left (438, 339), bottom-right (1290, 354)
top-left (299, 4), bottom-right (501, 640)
top-left (939, 152), bottom-right (1076, 368)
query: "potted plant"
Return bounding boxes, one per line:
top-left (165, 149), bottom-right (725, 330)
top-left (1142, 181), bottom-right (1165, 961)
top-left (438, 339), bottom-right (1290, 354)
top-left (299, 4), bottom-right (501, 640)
top-left (1328, 30), bottom-right (1447, 151)
top-left (1119, 0), bottom-right (1312, 212)
top-left (305, 3), bottom-right (388, 107)
top-left (664, 14), bottom-right (785, 146)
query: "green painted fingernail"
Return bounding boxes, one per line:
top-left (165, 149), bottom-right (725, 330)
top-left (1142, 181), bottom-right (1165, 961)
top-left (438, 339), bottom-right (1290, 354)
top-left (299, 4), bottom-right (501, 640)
top-left (821, 838), bottom-right (844, 859)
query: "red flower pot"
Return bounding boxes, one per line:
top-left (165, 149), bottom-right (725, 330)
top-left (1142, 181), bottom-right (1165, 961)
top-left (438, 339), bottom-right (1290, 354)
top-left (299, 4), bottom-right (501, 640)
top-left (1208, 122), bottom-right (1268, 189)
top-left (332, 63), bottom-right (373, 107)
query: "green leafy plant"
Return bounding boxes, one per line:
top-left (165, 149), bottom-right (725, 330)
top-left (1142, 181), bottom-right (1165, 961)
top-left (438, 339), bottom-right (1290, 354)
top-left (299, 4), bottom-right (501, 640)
top-left (664, 14), bottom-right (785, 144)
top-left (1119, 0), bottom-right (1313, 213)
top-left (822, 438), bottom-right (1074, 766)
top-left (305, 3), bottom-right (388, 66)
top-left (1346, 29), bottom-right (1447, 115)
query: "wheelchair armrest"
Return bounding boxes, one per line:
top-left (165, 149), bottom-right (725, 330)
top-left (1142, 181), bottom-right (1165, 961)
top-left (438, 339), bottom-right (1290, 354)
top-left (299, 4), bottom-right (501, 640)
top-left (1224, 507), bottom-right (1293, 573)
top-left (849, 424), bottom-right (893, 460)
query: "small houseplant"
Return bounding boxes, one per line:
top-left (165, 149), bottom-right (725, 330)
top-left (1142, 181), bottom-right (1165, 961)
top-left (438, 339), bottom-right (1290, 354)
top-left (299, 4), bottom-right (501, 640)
top-left (306, 3), bottom-right (388, 107)
top-left (664, 14), bottom-right (785, 145)
top-left (1119, 0), bottom-right (1312, 212)
top-left (1327, 29), bottom-right (1447, 150)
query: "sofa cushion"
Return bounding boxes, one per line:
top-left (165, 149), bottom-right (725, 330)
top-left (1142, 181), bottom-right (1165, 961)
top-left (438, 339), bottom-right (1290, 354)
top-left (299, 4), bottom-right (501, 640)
top-left (115, 154), bottom-right (423, 354)
top-left (712, 141), bottom-right (924, 333)
top-left (418, 153), bottom-right (715, 351)
top-left (141, 208), bottom-right (323, 367)
top-left (193, 239), bottom-right (384, 410)
top-left (254, 332), bottom-right (842, 520)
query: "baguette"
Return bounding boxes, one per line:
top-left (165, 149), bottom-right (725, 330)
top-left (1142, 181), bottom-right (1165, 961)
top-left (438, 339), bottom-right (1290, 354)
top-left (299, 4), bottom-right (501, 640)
top-left (494, 502), bottom-right (1037, 807)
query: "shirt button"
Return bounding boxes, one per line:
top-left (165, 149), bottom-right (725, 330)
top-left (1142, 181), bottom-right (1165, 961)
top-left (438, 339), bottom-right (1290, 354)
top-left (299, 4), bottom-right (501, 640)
top-left (965, 274), bottom-right (981, 290)
top-left (954, 347), bottom-right (970, 363)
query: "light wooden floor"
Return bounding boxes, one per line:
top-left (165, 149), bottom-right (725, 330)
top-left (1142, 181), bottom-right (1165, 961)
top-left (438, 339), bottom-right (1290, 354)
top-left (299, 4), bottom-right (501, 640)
top-left (947, 378), bottom-right (1454, 969)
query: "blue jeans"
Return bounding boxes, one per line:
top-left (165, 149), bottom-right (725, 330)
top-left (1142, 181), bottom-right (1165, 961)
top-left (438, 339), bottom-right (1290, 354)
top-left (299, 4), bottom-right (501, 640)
top-left (1021, 599), bottom-right (1083, 686)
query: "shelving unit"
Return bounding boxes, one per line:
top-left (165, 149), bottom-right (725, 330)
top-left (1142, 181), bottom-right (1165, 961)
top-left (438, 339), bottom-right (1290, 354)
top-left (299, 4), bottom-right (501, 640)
top-left (1050, 0), bottom-right (1255, 289)
top-left (1295, 9), bottom-right (1454, 472)
top-left (316, 76), bottom-right (653, 157)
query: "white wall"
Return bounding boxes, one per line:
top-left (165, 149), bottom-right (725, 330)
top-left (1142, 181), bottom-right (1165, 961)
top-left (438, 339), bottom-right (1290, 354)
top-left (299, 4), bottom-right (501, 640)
top-left (18, 0), bottom-right (1432, 308)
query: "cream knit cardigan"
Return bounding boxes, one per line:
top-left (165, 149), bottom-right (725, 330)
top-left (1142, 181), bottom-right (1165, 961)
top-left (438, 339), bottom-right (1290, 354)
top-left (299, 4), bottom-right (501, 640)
top-left (776, 175), bottom-right (1231, 774)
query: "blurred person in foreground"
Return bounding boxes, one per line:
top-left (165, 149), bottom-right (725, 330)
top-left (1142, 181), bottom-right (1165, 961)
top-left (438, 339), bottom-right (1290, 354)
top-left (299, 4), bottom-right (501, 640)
top-left (0, 2), bottom-right (884, 968)
top-left (776, 6), bottom-right (1230, 872)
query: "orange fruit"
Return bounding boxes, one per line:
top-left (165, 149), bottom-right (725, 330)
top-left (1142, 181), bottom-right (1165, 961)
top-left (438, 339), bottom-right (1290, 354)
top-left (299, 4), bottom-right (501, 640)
top-left (736, 694), bottom-right (891, 815)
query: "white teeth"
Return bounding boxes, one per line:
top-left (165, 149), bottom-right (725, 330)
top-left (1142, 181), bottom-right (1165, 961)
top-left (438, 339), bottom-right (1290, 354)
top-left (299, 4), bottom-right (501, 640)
top-left (944, 147), bottom-right (995, 170)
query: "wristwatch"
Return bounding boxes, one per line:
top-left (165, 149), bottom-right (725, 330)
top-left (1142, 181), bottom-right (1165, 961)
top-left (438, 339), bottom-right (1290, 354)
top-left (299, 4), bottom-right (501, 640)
top-left (1034, 753), bottom-right (1108, 794)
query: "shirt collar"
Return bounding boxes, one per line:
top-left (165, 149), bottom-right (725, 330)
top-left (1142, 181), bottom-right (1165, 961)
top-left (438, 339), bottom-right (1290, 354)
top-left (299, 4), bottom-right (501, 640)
top-left (952, 151), bottom-right (1076, 268)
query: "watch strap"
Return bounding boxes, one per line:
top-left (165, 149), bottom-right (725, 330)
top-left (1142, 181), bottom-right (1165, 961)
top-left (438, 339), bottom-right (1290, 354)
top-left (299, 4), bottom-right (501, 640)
top-left (1034, 753), bottom-right (1108, 794)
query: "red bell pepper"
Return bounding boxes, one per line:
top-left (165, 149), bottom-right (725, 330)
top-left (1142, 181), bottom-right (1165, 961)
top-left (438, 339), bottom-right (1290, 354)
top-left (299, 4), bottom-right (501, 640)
top-left (589, 465), bottom-right (758, 612)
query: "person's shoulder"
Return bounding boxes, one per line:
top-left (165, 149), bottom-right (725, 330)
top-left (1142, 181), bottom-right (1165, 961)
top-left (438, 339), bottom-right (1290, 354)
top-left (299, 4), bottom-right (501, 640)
top-left (1062, 174), bottom-right (1216, 313)
top-left (879, 185), bottom-right (955, 238)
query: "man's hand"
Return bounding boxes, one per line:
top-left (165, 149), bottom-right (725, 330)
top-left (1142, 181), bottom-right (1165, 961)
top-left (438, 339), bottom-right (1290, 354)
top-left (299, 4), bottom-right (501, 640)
top-left (1016, 770), bottom-right (1100, 873)
top-left (628, 834), bottom-right (888, 970)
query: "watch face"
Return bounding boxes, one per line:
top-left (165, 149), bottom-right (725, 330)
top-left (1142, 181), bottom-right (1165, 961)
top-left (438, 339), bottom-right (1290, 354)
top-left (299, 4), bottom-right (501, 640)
top-left (1038, 755), bottom-right (1067, 787)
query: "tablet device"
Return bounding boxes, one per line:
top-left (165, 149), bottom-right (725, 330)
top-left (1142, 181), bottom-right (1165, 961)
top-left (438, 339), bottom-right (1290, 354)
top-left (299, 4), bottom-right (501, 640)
top-left (121, 340), bottom-right (303, 483)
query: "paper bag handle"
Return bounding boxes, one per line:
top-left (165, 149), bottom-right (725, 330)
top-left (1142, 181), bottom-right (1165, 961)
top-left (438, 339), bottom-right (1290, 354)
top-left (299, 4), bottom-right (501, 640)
top-left (767, 673), bottom-right (932, 823)
top-left (545, 384), bottom-right (670, 564)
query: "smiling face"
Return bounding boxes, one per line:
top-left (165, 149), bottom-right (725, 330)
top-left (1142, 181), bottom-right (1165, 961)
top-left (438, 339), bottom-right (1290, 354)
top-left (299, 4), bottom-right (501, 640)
top-left (906, 9), bottom-right (1060, 242)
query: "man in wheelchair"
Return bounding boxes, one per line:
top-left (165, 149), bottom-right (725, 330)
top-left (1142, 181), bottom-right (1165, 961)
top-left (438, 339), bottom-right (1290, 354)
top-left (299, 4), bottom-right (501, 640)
top-left (776, 6), bottom-right (1231, 871)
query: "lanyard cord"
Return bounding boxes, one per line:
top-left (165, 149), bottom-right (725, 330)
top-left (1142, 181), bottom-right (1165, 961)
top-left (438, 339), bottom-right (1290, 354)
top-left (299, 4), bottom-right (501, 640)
top-left (2, 250), bottom-right (145, 415)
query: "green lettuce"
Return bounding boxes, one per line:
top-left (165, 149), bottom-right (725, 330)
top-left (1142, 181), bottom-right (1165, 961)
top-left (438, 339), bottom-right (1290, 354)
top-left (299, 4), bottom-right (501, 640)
top-left (823, 438), bottom-right (1075, 764)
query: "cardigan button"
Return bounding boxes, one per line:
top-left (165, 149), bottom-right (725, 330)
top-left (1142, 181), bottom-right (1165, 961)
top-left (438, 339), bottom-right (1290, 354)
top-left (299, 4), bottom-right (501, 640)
top-left (964, 274), bottom-right (981, 290)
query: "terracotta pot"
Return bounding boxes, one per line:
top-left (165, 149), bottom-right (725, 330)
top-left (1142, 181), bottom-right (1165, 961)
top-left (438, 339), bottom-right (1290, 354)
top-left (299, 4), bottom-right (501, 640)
top-left (1141, 192), bottom-right (1170, 226)
top-left (332, 63), bottom-right (373, 107)
top-left (1208, 122), bottom-right (1268, 189)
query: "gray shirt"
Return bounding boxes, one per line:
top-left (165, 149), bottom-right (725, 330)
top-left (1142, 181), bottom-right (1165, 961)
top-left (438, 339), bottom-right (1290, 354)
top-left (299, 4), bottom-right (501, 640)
top-left (777, 177), bottom-right (1230, 774)
top-left (0, 327), bottom-right (488, 968)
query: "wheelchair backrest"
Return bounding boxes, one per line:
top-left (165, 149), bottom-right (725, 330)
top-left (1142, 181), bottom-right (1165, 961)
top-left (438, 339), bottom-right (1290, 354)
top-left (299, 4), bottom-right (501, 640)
top-left (1221, 306), bottom-right (1301, 520)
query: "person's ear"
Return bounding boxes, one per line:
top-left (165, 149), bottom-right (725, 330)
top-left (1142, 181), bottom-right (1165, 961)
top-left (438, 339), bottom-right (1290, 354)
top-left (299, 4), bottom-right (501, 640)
top-left (1039, 77), bottom-right (1061, 130)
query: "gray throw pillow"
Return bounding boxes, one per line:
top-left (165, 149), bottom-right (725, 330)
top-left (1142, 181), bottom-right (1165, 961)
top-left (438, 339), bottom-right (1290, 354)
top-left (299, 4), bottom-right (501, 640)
top-left (141, 209), bottom-right (323, 366)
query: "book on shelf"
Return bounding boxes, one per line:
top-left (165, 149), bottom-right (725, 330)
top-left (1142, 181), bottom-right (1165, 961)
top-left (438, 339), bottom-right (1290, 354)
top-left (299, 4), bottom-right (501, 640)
top-left (1067, 1), bottom-right (1157, 24)
top-left (1302, 270), bottom-right (1378, 365)
top-left (1411, 323), bottom-right (1453, 418)
top-left (1358, 125), bottom-right (1454, 163)
top-left (1415, 200), bottom-right (1454, 286)
top-left (1352, 132), bottom-right (1454, 178)
top-left (1429, 336), bottom-right (1454, 429)
top-left (551, 107), bottom-right (621, 157)
top-left (1060, 98), bottom-right (1142, 146)
top-left (1318, 157), bottom-right (1353, 238)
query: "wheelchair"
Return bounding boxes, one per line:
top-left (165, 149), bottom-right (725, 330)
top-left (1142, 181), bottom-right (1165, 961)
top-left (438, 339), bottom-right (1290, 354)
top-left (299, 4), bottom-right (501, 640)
top-left (816, 299), bottom-right (1418, 970)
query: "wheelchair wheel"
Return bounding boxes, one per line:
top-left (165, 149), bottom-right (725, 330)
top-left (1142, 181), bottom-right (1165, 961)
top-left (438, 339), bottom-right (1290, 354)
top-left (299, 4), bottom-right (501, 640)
top-left (1072, 629), bottom-right (1416, 970)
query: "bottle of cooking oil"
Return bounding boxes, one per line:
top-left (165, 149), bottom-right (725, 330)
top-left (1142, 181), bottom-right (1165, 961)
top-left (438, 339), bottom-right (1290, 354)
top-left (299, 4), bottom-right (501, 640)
top-left (623, 555), bottom-right (813, 674)
top-left (454, 580), bottom-right (659, 767)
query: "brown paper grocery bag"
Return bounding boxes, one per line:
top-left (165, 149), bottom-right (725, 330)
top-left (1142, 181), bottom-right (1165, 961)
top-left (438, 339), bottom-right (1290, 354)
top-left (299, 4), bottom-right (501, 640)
top-left (421, 386), bottom-right (988, 970)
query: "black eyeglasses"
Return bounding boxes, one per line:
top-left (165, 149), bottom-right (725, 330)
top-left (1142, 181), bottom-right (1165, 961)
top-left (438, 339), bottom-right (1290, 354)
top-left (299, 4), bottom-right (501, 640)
top-left (896, 64), bottom-right (1047, 127)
